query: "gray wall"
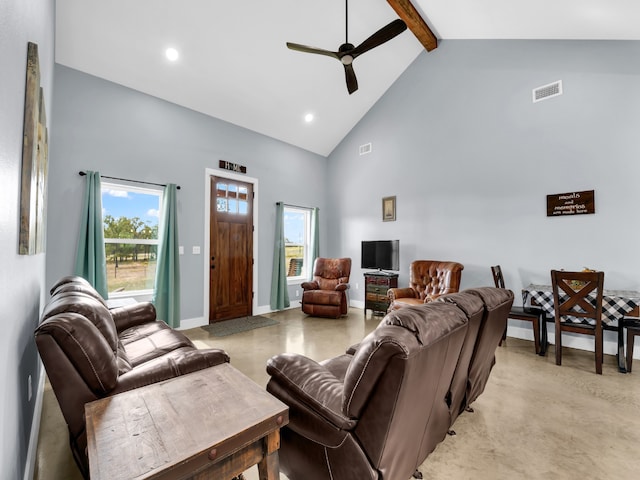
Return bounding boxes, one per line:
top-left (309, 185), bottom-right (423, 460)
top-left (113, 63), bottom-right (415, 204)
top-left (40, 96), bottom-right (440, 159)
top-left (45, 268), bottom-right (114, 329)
top-left (48, 65), bottom-right (328, 321)
top-left (327, 40), bottom-right (640, 352)
top-left (0, 0), bottom-right (54, 477)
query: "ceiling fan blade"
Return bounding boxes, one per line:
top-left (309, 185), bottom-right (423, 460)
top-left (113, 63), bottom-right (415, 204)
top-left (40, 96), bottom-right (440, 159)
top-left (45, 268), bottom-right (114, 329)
top-left (350, 19), bottom-right (407, 58)
top-left (286, 42), bottom-right (340, 60)
top-left (344, 63), bottom-right (358, 94)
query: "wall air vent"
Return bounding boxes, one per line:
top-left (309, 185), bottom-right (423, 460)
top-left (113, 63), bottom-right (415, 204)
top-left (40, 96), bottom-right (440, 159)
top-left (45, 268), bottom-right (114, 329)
top-left (359, 143), bottom-right (372, 155)
top-left (533, 80), bottom-right (563, 103)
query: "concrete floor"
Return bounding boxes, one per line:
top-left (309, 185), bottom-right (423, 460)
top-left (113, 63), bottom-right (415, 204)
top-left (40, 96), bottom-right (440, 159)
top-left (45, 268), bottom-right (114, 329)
top-left (34, 307), bottom-right (640, 480)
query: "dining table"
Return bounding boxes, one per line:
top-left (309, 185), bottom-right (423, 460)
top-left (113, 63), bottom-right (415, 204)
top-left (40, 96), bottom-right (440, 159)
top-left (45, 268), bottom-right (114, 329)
top-left (522, 284), bottom-right (640, 373)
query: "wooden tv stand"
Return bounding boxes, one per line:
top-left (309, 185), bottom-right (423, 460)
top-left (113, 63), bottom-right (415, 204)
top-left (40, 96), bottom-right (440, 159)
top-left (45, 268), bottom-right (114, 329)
top-left (364, 271), bottom-right (398, 316)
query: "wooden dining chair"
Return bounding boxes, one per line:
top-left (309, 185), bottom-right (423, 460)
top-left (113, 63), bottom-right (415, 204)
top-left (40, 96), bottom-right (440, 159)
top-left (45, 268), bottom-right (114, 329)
top-left (491, 265), bottom-right (544, 354)
top-left (551, 270), bottom-right (605, 374)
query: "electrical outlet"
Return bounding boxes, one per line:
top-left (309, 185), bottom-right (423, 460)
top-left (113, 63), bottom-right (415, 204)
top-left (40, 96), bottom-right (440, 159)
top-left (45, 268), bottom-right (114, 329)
top-left (192, 246), bottom-right (201, 255)
top-left (355, 283), bottom-right (359, 290)
top-left (179, 246), bottom-right (184, 255)
top-left (28, 375), bottom-right (32, 402)
top-left (296, 290), bottom-right (299, 297)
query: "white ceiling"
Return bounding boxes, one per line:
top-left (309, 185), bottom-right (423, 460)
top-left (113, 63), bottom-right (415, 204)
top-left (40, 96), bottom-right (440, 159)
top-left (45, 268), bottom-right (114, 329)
top-left (55, 1), bottom-right (640, 157)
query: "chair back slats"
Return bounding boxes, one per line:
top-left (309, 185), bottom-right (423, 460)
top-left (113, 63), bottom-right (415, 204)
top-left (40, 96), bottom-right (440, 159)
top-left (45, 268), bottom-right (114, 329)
top-left (490, 265), bottom-right (505, 289)
top-left (551, 270), bottom-right (604, 324)
top-left (550, 269), bottom-right (605, 374)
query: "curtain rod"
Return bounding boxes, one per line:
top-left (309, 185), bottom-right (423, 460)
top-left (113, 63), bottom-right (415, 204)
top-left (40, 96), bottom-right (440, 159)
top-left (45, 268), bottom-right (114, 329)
top-left (277, 201), bottom-right (315, 210)
top-left (79, 171), bottom-right (181, 189)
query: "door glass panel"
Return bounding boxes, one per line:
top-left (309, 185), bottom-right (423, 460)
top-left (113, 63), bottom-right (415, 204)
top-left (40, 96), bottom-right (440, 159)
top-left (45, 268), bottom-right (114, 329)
top-left (216, 198), bottom-right (227, 212)
top-left (229, 199), bottom-right (238, 213)
top-left (239, 201), bottom-right (248, 215)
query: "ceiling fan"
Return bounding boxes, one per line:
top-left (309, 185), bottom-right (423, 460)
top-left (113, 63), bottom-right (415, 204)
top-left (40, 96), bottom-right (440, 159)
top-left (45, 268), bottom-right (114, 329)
top-left (286, 0), bottom-right (407, 95)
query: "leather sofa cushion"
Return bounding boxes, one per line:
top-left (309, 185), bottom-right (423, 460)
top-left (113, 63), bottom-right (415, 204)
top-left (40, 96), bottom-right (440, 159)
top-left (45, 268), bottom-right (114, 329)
top-left (302, 290), bottom-right (342, 306)
top-left (120, 322), bottom-right (196, 367)
top-left (49, 275), bottom-right (92, 295)
top-left (36, 312), bottom-right (119, 394)
top-left (49, 282), bottom-right (108, 307)
top-left (41, 293), bottom-right (118, 352)
top-left (436, 291), bottom-right (485, 318)
top-left (382, 303), bottom-right (468, 346)
top-left (466, 286), bottom-right (515, 311)
top-left (113, 347), bottom-right (230, 394)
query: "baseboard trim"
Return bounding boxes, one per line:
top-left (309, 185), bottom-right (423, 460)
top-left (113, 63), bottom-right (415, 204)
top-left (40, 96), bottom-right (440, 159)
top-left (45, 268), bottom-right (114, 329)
top-left (506, 319), bottom-right (622, 356)
top-left (24, 364), bottom-right (45, 480)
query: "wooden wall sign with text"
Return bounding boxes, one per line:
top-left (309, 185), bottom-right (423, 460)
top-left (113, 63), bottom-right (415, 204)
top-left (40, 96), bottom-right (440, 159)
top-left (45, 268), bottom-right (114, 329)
top-left (547, 190), bottom-right (595, 217)
top-left (219, 160), bottom-right (246, 174)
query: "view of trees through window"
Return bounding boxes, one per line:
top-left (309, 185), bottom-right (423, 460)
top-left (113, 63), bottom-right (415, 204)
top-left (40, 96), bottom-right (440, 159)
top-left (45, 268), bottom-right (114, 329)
top-left (102, 184), bottom-right (162, 294)
top-left (284, 207), bottom-right (310, 280)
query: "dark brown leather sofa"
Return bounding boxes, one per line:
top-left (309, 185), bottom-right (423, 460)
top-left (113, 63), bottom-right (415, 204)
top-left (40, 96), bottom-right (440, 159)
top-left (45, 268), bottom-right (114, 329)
top-left (266, 287), bottom-right (513, 480)
top-left (387, 260), bottom-right (464, 310)
top-left (34, 276), bottom-right (230, 478)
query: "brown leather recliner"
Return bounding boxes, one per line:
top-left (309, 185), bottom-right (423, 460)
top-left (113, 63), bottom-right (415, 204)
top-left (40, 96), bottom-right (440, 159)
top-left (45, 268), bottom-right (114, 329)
top-left (301, 257), bottom-right (351, 318)
top-left (266, 287), bottom-right (514, 480)
top-left (387, 260), bottom-right (464, 310)
top-left (436, 287), bottom-right (515, 427)
top-left (34, 276), bottom-right (230, 478)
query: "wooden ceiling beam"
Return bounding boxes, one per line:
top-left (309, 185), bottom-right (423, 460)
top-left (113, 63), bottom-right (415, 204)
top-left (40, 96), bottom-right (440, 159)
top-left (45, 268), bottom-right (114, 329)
top-left (387, 0), bottom-right (438, 51)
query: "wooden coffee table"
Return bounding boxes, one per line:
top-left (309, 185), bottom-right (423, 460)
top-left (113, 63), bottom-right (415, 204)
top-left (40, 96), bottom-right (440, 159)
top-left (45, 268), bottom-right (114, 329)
top-left (85, 363), bottom-right (289, 479)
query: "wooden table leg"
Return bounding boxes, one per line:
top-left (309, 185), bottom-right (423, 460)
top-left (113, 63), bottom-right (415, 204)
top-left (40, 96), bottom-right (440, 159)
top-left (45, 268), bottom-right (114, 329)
top-left (257, 430), bottom-right (281, 480)
top-left (538, 315), bottom-right (549, 357)
top-left (617, 321), bottom-right (627, 373)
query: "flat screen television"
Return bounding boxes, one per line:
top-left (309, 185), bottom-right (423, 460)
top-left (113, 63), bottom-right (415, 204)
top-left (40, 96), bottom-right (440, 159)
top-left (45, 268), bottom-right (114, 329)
top-left (361, 240), bottom-right (399, 271)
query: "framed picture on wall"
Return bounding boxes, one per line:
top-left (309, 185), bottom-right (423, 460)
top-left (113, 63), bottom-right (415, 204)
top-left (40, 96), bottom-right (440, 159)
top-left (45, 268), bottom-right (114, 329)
top-left (382, 196), bottom-right (396, 222)
top-left (19, 42), bottom-right (48, 255)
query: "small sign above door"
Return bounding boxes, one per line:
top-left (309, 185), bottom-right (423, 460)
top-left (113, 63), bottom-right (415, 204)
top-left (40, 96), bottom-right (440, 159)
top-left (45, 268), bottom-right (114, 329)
top-left (219, 160), bottom-right (246, 174)
top-left (547, 190), bottom-right (595, 217)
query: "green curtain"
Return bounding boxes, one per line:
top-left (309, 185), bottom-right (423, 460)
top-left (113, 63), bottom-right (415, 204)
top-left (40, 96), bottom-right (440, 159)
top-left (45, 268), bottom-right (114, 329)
top-left (153, 184), bottom-right (181, 327)
top-left (270, 202), bottom-right (290, 310)
top-left (309, 207), bottom-right (320, 280)
top-left (74, 171), bottom-right (108, 298)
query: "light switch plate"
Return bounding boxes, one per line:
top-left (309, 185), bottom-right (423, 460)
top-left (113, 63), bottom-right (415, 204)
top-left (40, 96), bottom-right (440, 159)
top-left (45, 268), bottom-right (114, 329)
top-left (192, 246), bottom-right (201, 255)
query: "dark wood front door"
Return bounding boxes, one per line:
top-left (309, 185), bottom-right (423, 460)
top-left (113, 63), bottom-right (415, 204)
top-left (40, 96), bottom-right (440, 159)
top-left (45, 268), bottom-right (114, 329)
top-left (209, 176), bottom-right (253, 323)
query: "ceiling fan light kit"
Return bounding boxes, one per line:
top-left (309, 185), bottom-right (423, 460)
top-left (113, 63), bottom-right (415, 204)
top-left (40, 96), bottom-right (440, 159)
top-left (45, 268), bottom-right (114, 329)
top-left (286, 0), bottom-right (407, 94)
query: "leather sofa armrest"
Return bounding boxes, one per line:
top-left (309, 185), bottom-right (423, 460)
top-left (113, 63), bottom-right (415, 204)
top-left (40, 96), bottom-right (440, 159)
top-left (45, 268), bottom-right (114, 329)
top-left (266, 353), bottom-right (355, 431)
top-left (387, 287), bottom-right (417, 302)
top-left (424, 293), bottom-right (441, 303)
top-left (110, 302), bottom-right (157, 333)
top-left (301, 281), bottom-right (319, 291)
top-left (335, 283), bottom-right (349, 292)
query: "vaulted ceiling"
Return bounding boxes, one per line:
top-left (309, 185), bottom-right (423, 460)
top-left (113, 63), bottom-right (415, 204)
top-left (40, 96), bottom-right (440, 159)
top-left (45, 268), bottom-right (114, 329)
top-left (55, 1), bottom-right (640, 156)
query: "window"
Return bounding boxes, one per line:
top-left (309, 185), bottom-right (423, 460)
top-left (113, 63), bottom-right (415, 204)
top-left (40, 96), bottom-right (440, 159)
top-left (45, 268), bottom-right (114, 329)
top-left (101, 183), bottom-right (163, 295)
top-left (216, 182), bottom-right (249, 215)
top-left (284, 206), bottom-right (312, 283)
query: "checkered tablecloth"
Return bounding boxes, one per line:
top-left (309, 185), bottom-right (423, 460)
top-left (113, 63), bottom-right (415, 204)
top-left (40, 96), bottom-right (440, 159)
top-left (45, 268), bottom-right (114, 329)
top-left (522, 284), bottom-right (640, 327)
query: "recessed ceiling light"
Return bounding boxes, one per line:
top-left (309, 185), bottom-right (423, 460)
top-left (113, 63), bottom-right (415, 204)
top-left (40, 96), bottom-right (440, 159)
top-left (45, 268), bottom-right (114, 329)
top-left (165, 47), bottom-right (179, 62)
top-left (304, 113), bottom-right (314, 123)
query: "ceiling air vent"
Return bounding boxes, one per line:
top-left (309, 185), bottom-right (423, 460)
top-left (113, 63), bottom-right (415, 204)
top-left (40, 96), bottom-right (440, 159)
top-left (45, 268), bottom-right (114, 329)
top-left (533, 80), bottom-right (563, 103)
top-left (359, 143), bottom-right (372, 155)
